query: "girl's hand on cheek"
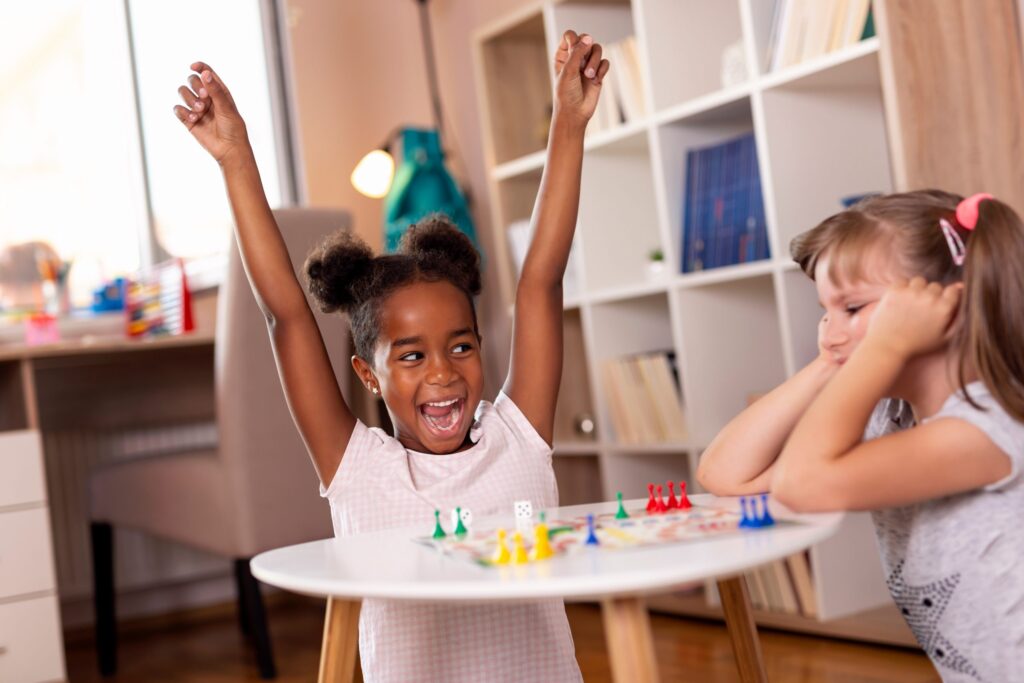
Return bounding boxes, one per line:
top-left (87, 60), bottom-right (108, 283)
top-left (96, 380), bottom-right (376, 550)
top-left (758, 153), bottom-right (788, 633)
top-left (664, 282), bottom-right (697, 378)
top-left (865, 277), bottom-right (962, 359)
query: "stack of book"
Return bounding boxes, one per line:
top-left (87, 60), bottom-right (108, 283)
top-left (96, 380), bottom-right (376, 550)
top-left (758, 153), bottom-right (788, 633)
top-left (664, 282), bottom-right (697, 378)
top-left (680, 132), bottom-right (770, 273)
top-left (765, 0), bottom-right (875, 72)
top-left (588, 35), bottom-right (647, 135)
top-left (600, 351), bottom-right (687, 444)
top-left (737, 552), bottom-right (818, 617)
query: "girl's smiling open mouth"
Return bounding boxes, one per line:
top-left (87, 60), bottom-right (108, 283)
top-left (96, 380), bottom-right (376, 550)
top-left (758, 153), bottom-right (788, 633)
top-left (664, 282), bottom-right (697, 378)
top-left (419, 396), bottom-right (466, 436)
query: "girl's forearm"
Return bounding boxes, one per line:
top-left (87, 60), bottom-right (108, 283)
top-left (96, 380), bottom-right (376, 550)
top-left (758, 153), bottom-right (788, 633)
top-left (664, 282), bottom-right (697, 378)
top-left (220, 146), bottom-right (309, 321)
top-left (698, 356), bottom-right (837, 494)
top-left (519, 114), bottom-right (586, 290)
top-left (777, 339), bottom-right (905, 478)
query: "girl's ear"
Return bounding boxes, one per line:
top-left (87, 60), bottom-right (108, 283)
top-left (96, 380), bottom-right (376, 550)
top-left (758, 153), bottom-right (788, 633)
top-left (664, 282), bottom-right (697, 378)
top-left (351, 355), bottom-right (378, 395)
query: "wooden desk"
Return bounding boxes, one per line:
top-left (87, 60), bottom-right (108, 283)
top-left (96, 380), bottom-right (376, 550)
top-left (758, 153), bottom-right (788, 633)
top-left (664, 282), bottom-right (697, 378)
top-left (0, 332), bottom-right (215, 682)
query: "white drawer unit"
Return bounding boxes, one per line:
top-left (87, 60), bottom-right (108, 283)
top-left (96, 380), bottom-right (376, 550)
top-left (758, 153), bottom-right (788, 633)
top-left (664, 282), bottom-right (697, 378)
top-left (0, 595), bottom-right (66, 683)
top-left (0, 431), bottom-right (46, 509)
top-left (0, 507), bottom-right (57, 601)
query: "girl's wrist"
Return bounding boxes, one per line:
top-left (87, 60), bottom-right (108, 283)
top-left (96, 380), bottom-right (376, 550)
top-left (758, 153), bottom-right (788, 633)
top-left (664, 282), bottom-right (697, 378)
top-left (550, 109), bottom-right (588, 138)
top-left (218, 143), bottom-right (256, 173)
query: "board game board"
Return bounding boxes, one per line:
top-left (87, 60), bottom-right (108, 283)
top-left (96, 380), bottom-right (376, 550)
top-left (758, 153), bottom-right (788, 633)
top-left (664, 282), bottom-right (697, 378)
top-left (416, 500), bottom-right (793, 568)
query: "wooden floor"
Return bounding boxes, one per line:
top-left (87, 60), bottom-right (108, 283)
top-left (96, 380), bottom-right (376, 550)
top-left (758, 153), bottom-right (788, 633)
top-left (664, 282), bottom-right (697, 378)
top-left (64, 597), bottom-right (939, 682)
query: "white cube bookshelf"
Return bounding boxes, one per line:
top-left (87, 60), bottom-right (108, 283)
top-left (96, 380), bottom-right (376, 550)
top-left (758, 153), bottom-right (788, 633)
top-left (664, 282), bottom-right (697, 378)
top-left (473, 0), bottom-right (914, 644)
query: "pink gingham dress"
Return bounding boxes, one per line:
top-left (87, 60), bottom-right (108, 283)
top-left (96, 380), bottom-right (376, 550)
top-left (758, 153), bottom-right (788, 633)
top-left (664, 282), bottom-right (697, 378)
top-left (321, 392), bottom-right (582, 683)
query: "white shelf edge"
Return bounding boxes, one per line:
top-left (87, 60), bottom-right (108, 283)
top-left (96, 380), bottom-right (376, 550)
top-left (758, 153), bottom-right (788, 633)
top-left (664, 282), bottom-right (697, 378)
top-left (674, 260), bottom-right (776, 290)
top-left (780, 259), bottom-right (801, 273)
top-left (586, 278), bottom-right (671, 306)
top-left (552, 442), bottom-right (603, 455)
top-left (653, 83), bottom-right (754, 127)
top-left (583, 118), bottom-right (650, 153)
top-left (757, 38), bottom-right (881, 92)
top-left (492, 150), bottom-right (547, 181)
top-left (605, 442), bottom-right (695, 454)
top-left (472, 1), bottom-right (547, 43)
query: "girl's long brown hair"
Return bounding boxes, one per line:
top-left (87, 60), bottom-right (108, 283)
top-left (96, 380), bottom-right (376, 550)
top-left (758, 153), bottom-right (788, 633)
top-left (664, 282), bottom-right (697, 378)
top-left (791, 189), bottom-right (1024, 421)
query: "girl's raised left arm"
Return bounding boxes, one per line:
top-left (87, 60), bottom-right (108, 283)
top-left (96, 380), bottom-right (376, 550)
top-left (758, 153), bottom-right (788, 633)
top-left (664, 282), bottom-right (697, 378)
top-left (503, 31), bottom-right (608, 444)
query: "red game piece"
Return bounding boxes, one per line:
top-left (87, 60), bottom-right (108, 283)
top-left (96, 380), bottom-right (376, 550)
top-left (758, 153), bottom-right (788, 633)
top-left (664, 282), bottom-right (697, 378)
top-left (655, 484), bottom-right (667, 513)
top-left (678, 480), bottom-right (692, 509)
top-left (646, 483), bottom-right (658, 513)
top-left (666, 481), bottom-right (679, 509)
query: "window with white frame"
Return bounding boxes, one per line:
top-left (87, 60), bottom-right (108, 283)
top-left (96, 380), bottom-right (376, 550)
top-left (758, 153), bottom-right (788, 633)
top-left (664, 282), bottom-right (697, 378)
top-left (0, 0), bottom-right (293, 311)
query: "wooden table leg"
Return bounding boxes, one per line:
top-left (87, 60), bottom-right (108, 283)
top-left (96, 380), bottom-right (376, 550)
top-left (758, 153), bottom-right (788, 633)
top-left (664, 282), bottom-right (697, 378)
top-left (319, 597), bottom-right (361, 683)
top-left (717, 576), bottom-right (768, 682)
top-left (600, 596), bottom-right (659, 683)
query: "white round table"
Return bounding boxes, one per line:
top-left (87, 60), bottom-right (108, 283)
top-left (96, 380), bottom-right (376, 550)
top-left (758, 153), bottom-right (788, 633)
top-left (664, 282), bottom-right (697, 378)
top-left (252, 495), bottom-right (842, 682)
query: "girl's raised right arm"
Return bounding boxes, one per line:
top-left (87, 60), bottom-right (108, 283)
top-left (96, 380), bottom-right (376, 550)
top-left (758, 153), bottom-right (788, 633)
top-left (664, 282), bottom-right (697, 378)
top-left (175, 63), bottom-right (354, 486)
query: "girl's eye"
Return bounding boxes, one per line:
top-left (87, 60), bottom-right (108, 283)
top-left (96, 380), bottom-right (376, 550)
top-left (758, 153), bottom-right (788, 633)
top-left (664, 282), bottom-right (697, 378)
top-left (399, 352), bottom-right (424, 362)
top-left (452, 343), bottom-right (473, 354)
top-left (845, 304), bottom-right (865, 315)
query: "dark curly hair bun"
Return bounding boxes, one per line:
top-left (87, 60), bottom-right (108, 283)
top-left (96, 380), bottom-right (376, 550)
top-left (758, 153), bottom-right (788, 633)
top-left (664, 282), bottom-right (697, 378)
top-left (304, 230), bottom-right (375, 313)
top-left (399, 215), bottom-right (482, 296)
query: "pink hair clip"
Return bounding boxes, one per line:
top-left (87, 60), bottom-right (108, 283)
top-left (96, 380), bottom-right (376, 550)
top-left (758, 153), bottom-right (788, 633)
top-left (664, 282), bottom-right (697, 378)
top-left (955, 192), bottom-right (993, 230)
top-left (939, 218), bottom-right (966, 266)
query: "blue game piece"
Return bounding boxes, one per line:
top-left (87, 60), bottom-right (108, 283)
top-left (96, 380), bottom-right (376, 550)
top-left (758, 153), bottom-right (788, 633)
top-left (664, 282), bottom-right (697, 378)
top-left (584, 513), bottom-right (600, 545)
top-left (738, 497), bottom-right (751, 528)
top-left (759, 494), bottom-right (775, 527)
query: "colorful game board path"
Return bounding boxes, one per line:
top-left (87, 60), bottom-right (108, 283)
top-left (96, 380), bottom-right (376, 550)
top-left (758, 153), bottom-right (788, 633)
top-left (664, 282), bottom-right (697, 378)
top-left (251, 495), bottom-right (842, 603)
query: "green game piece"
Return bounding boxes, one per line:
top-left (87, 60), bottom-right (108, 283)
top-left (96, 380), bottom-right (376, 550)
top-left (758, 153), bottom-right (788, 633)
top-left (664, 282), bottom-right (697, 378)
top-left (539, 510), bottom-right (547, 523)
top-left (615, 491), bottom-right (629, 519)
top-left (432, 509), bottom-right (447, 539)
top-left (454, 506), bottom-right (468, 536)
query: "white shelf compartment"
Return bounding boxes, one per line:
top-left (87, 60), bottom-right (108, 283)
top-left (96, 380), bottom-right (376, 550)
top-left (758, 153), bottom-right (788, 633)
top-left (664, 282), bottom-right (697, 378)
top-left (635, 0), bottom-right (747, 112)
top-left (576, 128), bottom-right (662, 294)
top-left (586, 292), bottom-right (679, 445)
top-left (600, 449), bottom-right (692, 502)
top-left (758, 39), bottom-right (892, 252)
top-left (672, 273), bottom-right (786, 447)
top-left (654, 93), bottom-right (760, 276)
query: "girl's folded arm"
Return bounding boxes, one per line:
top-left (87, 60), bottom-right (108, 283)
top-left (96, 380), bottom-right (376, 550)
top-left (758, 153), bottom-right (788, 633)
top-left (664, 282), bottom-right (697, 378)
top-left (697, 356), bottom-right (837, 495)
top-left (773, 418), bottom-right (1011, 512)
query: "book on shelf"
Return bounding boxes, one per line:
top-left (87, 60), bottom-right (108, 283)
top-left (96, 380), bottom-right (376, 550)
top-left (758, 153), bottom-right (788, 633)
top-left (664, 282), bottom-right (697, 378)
top-left (599, 351), bottom-right (687, 445)
top-left (709, 551), bottom-right (816, 618)
top-left (766, 0), bottom-right (874, 72)
top-left (507, 219), bottom-right (580, 300)
top-left (680, 132), bottom-right (770, 274)
top-left (587, 35), bottom-right (647, 137)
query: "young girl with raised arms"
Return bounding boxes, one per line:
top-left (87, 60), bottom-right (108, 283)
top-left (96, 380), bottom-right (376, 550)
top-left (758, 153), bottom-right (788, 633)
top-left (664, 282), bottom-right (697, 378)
top-left (174, 30), bottom-right (609, 683)
top-left (698, 190), bottom-right (1024, 681)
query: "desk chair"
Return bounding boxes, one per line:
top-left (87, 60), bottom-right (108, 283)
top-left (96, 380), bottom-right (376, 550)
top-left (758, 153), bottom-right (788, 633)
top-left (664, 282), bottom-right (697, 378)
top-left (89, 209), bottom-right (352, 678)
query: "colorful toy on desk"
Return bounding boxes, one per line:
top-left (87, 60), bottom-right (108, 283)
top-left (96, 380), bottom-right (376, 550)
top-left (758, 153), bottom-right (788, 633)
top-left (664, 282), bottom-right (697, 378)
top-left (432, 509), bottom-right (447, 539)
top-left (584, 513), bottom-right (600, 546)
top-left (615, 492), bottom-right (629, 519)
top-left (666, 481), bottom-right (679, 510)
top-left (678, 481), bottom-right (692, 509)
top-left (492, 529), bottom-right (511, 564)
top-left (530, 520), bottom-right (553, 561)
top-left (453, 507), bottom-right (468, 537)
top-left (739, 495), bottom-right (775, 529)
top-left (645, 484), bottom-right (658, 513)
top-left (512, 531), bottom-right (529, 564)
top-left (654, 485), bottom-right (667, 513)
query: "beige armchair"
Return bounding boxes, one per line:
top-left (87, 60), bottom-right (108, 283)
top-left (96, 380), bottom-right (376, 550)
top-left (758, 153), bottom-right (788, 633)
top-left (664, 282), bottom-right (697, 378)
top-left (89, 208), bottom-right (352, 678)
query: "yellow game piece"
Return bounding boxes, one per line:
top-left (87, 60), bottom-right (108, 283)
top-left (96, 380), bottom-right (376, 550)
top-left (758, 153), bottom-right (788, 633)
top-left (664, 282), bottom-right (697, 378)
top-left (530, 521), bottom-right (553, 561)
top-left (512, 531), bottom-right (529, 564)
top-left (491, 528), bottom-right (511, 565)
